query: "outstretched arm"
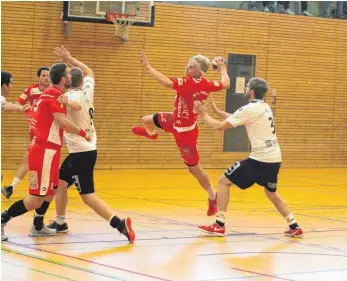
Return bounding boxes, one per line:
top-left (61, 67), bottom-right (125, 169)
top-left (140, 51), bottom-right (173, 89)
top-left (54, 46), bottom-right (94, 78)
top-left (194, 102), bottom-right (233, 132)
top-left (2, 102), bottom-right (30, 112)
top-left (53, 112), bottom-right (90, 140)
top-left (208, 96), bottom-right (231, 119)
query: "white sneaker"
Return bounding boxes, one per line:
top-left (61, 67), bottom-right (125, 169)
top-left (286, 9), bottom-right (295, 15)
top-left (29, 225), bottom-right (57, 237)
top-left (1, 224), bottom-right (8, 241)
top-left (303, 10), bottom-right (313, 16)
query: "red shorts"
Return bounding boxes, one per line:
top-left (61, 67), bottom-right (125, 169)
top-left (156, 112), bottom-right (199, 166)
top-left (28, 144), bottom-right (61, 196)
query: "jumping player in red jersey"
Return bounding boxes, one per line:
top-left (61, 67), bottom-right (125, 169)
top-left (1, 63), bottom-right (91, 241)
top-left (132, 52), bottom-right (230, 216)
top-left (2, 67), bottom-right (50, 199)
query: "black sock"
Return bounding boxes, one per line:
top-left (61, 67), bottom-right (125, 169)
top-left (110, 215), bottom-right (121, 231)
top-left (2, 200), bottom-right (28, 224)
top-left (33, 201), bottom-right (51, 231)
top-left (1, 211), bottom-right (11, 224)
top-left (35, 201), bottom-right (51, 216)
top-left (289, 222), bottom-right (299, 230)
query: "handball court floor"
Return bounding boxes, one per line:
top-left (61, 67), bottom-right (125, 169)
top-left (1, 168), bottom-right (347, 281)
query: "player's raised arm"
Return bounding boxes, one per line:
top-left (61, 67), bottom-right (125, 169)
top-left (53, 112), bottom-right (90, 141)
top-left (215, 58), bottom-right (230, 90)
top-left (54, 46), bottom-right (94, 78)
top-left (140, 51), bottom-right (173, 89)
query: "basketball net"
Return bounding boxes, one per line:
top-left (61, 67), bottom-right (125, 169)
top-left (109, 13), bottom-right (135, 42)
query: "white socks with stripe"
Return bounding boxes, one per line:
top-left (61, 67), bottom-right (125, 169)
top-left (11, 177), bottom-right (21, 189)
top-left (285, 213), bottom-right (299, 230)
top-left (56, 216), bottom-right (66, 225)
top-left (216, 211), bottom-right (226, 227)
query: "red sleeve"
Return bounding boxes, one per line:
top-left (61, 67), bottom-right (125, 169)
top-left (17, 87), bottom-right (31, 105)
top-left (206, 80), bottom-right (224, 93)
top-left (49, 99), bottom-right (66, 114)
top-left (170, 77), bottom-right (186, 91)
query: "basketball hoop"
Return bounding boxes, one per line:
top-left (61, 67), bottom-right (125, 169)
top-left (106, 12), bottom-right (136, 42)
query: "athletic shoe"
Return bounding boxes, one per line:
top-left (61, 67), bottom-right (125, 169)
top-left (29, 225), bottom-right (57, 237)
top-left (1, 186), bottom-right (13, 199)
top-left (302, 10), bottom-right (313, 16)
top-left (284, 227), bottom-right (304, 238)
top-left (119, 217), bottom-right (135, 243)
top-left (132, 126), bottom-right (158, 140)
top-left (199, 222), bottom-right (225, 236)
top-left (47, 221), bottom-right (69, 233)
top-left (207, 194), bottom-right (217, 216)
top-left (1, 224), bottom-right (8, 241)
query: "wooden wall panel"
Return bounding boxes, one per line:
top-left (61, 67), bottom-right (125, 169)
top-left (1, 2), bottom-right (346, 170)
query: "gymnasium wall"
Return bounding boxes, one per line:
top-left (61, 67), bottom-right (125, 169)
top-left (1, 2), bottom-right (347, 170)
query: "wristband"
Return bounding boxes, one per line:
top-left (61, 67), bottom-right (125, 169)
top-left (79, 129), bottom-right (86, 137)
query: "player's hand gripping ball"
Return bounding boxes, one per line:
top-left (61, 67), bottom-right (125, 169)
top-left (212, 57), bottom-right (225, 71)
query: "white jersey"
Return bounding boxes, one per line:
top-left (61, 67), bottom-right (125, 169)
top-left (1, 96), bottom-right (6, 110)
top-left (226, 99), bottom-right (282, 163)
top-left (64, 76), bottom-right (97, 153)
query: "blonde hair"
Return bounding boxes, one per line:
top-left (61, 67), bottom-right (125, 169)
top-left (189, 54), bottom-right (210, 73)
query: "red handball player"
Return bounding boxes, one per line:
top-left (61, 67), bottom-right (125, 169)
top-left (1, 63), bottom-right (90, 241)
top-left (132, 52), bottom-right (230, 216)
top-left (2, 67), bottom-right (50, 199)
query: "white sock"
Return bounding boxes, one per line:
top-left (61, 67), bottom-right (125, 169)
top-left (285, 213), bottom-right (297, 226)
top-left (56, 216), bottom-right (65, 225)
top-left (34, 212), bottom-right (43, 218)
top-left (11, 177), bottom-right (21, 189)
top-left (216, 211), bottom-right (226, 225)
top-left (146, 128), bottom-right (156, 136)
top-left (207, 185), bottom-right (216, 200)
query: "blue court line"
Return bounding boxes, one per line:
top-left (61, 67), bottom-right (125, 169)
top-left (2, 247), bottom-right (126, 280)
top-left (295, 213), bottom-right (347, 224)
top-left (21, 238), bottom-right (270, 253)
top-left (198, 251), bottom-right (347, 258)
top-left (1, 260), bottom-right (79, 281)
top-left (4, 241), bottom-right (173, 281)
top-left (197, 268), bottom-right (347, 281)
top-left (19, 228), bottom-right (347, 246)
top-left (234, 231), bottom-right (347, 254)
top-left (110, 209), bottom-right (347, 255)
top-left (8, 226), bottom-right (347, 241)
top-left (7, 205), bottom-right (347, 254)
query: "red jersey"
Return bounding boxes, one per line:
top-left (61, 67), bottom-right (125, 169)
top-left (26, 86), bottom-right (66, 148)
top-left (17, 83), bottom-right (44, 105)
top-left (171, 76), bottom-right (223, 130)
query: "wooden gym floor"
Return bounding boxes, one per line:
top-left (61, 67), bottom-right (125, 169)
top-left (1, 168), bottom-right (347, 281)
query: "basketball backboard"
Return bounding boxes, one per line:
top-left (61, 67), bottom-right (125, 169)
top-left (63, 1), bottom-right (155, 27)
